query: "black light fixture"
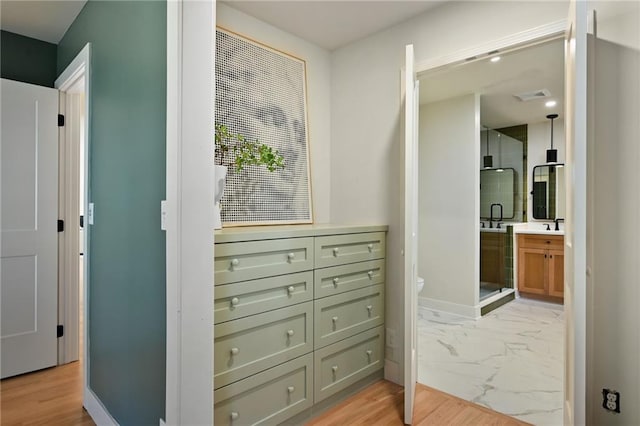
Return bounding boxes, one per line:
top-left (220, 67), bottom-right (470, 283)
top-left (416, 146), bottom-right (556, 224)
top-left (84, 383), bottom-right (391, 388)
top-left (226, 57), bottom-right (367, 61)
top-left (483, 127), bottom-right (493, 168)
top-left (496, 133), bottom-right (504, 172)
top-left (546, 113), bottom-right (559, 163)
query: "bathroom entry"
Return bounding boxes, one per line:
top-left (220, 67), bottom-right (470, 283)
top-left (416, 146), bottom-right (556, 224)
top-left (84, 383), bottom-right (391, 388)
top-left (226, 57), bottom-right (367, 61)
top-left (415, 34), bottom-right (568, 424)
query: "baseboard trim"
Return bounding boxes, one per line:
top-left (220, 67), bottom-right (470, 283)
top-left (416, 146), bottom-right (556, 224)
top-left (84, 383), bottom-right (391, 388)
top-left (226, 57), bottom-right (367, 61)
top-left (384, 359), bottom-right (400, 385)
top-left (84, 387), bottom-right (119, 426)
top-left (418, 296), bottom-right (480, 319)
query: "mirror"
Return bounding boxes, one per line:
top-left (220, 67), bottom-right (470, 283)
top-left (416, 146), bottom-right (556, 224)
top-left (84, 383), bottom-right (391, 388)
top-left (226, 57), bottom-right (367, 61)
top-left (480, 168), bottom-right (516, 220)
top-left (532, 164), bottom-right (565, 219)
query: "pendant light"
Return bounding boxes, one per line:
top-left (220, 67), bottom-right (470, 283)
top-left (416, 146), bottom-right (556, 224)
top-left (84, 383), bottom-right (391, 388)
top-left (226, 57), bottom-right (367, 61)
top-left (496, 132), bottom-right (504, 172)
top-left (483, 127), bottom-right (493, 168)
top-left (546, 113), bottom-right (558, 163)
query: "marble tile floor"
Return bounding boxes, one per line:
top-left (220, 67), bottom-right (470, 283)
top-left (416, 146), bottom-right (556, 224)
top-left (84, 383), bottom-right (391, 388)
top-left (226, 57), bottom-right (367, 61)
top-left (417, 297), bottom-right (564, 425)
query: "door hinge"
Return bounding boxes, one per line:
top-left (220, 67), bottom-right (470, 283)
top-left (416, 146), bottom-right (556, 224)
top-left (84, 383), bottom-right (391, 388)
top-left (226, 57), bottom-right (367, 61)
top-left (57, 325), bottom-right (64, 338)
top-left (58, 114), bottom-right (65, 127)
top-left (58, 219), bottom-right (64, 232)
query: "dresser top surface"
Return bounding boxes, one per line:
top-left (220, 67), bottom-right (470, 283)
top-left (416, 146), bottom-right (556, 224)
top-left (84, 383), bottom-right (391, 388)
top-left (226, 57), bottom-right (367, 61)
top-left (214, 224), bottom-right (388, 243)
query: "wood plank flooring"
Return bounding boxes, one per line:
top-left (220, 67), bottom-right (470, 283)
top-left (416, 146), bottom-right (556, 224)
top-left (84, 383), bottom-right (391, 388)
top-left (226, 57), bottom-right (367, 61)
top-left (0, 361), bottom-right (94, 426)
top-left (307, 380), bottom-right (530, 426)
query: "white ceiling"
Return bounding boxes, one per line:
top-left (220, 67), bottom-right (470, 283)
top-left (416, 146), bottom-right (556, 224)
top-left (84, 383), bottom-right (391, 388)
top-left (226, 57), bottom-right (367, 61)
top-left (223, 1), bottom-right (444, 51)
top-left (0, 0), bottom-right (87, 44)
top-left (419, 38), bottom-right (565, 129)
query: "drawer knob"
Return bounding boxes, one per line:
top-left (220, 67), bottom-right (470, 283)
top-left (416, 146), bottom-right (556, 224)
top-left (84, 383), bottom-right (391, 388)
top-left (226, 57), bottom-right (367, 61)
top-left (333, 277), bottom-right (339, 286)
top-left (332, 365), bottom-right (338, 373)
top-left (366, 349), bottom-right (373, 357)
top-left (231, 258), bottom-right (239, 267)
top-left (287, 286), bottom-right (295, 294)
top-left (287, 386), bottom-right (295, 393)
top-left (332, 247), bottom-right (339, 256)
top-left (332, 316), bottom-right (338, 322)
top-left (230, 347), bottom-right (239, 355)
top-left (287, 329), bottom-right (295, 337)
top-left (287, 252), bottom-right (295, 261)
top-left (368, 243), bottom-right (373, 252)
top-left (546, 241), bottom-right (551, 244)
top-left (368, 270), bottom-right (374, 278)
top-left (230, 412), bottom-right (239, 420)
top-left (366, 305), bottom-right (373, 312)
top-left (230, 297), bottom-right (239, 306)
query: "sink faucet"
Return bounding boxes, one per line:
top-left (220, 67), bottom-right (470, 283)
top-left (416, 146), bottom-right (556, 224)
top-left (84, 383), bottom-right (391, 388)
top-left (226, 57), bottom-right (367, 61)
top-left (490, 203), bottom-right (503, 228)
top-left (554, 218), bottom-right (564, 231)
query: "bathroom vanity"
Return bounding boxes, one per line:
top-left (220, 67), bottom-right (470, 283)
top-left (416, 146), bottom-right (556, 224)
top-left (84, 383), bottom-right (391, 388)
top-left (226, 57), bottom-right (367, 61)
top-left (517, 232), bottom-right (564, 302)
top-left (213, 224), bottom-right (387, 425)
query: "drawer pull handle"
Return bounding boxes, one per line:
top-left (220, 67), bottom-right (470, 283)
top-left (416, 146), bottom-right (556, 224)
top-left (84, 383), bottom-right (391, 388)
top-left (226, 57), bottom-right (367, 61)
top-left (333, 277), bottom-right (339, 286)
top-left (368, 244), bottom-right (373, 251)
top-left (231, 258), bottom-right (239, 267)
top-left (287, 286), bottom-right (295, 294)
top-left (287, 329), bottom-right (295, 337)
top-left (333, 247), bottom-right (339, 256)
top-left (230, 297), bottom-right (239, 306)
top-left (332, 316), bottom-right (338, 322)
top-left (230, 347), bottom-right (239, 355)
top-left (332, 365), bottom-right (338, 373)
top-left (230, 412), bottom-right (239, 420)
top-left (287, 386), bottom-right (295, 393)
top-left (546, 241), bottom-right (551, 244)
top-left (368, 271), bottom-right (374, 278)
top-left (287, 252), bottom-right (295, 261)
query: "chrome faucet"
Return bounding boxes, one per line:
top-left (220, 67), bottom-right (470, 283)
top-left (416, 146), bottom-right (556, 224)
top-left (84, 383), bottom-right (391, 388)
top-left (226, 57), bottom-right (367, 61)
top-left (554, 218), bottom-right (564, 231)
top-left (489, 203), bottom-right (503, 228)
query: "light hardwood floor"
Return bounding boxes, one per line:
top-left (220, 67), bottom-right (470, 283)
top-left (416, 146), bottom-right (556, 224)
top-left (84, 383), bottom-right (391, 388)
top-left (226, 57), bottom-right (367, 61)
top-left (307, 380), bottom-right (530, 426)
top-left (0, 361), bottom-right (94, 425)
top-left (1, 371), bottom-right (527, 425)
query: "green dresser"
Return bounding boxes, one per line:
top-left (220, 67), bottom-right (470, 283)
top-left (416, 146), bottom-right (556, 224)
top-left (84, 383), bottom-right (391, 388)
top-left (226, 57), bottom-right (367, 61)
top-left (214, 225), bottom-right (387, 425)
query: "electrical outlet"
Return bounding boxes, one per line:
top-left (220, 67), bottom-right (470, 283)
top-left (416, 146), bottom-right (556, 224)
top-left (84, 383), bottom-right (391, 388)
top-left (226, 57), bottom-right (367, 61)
top-left (602, 389), bottom-right (620, 413)
top-left (386, 328), bottom-right (397, 348)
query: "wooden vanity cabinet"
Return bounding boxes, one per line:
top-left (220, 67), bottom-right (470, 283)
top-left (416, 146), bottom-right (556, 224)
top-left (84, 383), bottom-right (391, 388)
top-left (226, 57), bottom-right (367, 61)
top-left (517, 234), bottom-right (564, 301)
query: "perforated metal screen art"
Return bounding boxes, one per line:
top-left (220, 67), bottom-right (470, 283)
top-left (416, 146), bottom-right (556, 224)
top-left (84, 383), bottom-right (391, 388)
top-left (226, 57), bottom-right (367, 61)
top-left (216, 28), bottom-right (313, 225)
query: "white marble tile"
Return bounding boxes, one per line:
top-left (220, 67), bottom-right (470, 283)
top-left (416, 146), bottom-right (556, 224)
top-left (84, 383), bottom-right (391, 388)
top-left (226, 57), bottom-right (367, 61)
top-left (417, 297), bottom-right (564, 425)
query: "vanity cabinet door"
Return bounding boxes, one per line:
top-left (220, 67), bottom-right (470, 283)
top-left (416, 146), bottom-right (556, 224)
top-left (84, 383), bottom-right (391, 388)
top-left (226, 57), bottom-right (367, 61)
top-left (548, 249), bottom-right (565, 298)
top-left (518, 247), bottom-right (547, 295)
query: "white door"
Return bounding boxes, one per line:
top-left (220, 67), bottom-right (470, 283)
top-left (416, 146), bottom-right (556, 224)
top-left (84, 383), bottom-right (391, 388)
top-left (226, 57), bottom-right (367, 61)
top-left (403, 44), bottom-right (419, 425)
top-left (1, 78), bottom-right (59, 378)
top-left (563, 0), bottom-right (588, 423)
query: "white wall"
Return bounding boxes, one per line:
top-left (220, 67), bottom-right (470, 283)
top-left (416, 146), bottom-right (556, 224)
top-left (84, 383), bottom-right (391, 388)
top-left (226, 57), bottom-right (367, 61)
top-left (330, 0), bottom-right (569, 383)
top-left (527, 118), bottom-right (566, 222)
top-left (216, 4), bottom-right (332, 223)
top-left (418, 95), bottom-right (479, 314)
top-left (587, 2), bottom-right (640, 423)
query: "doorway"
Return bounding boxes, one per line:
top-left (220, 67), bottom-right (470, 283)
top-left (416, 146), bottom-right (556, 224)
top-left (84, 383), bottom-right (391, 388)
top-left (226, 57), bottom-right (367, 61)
top-left (55, 43), bottom-right (91, 408)
top-left (414, 34), bottom-right (566, 424)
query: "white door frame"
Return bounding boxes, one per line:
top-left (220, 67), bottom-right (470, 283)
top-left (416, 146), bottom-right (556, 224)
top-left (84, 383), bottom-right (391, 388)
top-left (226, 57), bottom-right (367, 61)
top-left (165, 1), bottom-right (215, 425)
top-left (55, 42), bottom-right (91, 395)
top-left (410, 15), bottom-right (585, 418)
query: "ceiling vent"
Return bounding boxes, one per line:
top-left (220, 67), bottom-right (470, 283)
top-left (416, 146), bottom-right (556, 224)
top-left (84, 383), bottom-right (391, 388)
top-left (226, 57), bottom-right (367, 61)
top-left (514, 89), bottom-right (551, 102)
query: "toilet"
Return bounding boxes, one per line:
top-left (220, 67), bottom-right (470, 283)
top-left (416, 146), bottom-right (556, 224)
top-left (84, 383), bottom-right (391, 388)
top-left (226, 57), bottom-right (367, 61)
top-left (417, 276), bottom-right (425, 294)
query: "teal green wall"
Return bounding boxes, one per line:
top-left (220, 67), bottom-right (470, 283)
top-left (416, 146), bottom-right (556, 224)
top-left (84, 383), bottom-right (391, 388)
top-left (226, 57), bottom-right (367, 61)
top-left (57, 1), bottom-right (167, 424)
top-left (1, 30), bottom-right (57, 87)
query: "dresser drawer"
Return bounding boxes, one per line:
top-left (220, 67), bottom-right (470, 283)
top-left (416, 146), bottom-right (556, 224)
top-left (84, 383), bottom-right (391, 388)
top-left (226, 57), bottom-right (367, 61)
top-left (314, 232), bottom-right (385, 268)
top-left (214, 272), bottom-right (313, 324)
top-left (314, 259), bottom-right (385, 299)
top-left (517, 234), bottom-right (564, 250)
top-left (314, 284), bottom-right (384, 349)
top-left (214, 302), bottom-right (313, 389)
top-left (214, 353), bottom-right (313, 426)
top-left (314, 326), bottom-right (384, 403)
top-left (215, 237), bottom-right (314, 285)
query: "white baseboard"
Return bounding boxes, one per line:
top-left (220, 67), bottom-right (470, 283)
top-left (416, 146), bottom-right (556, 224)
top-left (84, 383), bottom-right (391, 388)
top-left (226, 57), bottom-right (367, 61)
top-left (384, 359), bottom-right (401, 385)
top-left (418, 296), bottom-right (480, 319)
top-left (84, 387), bottom-right (119, 426)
